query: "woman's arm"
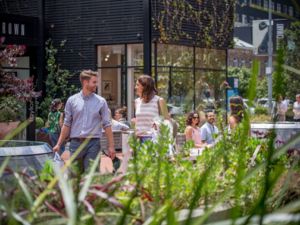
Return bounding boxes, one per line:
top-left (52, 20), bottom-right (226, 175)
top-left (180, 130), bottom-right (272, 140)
top-left (159, 98), bottom-right (170, 120)
top-left (185, 126), bottom-right (193, 141)
top-left (229, 116), bottom-right (237, 129)
top-left (185, 126), bottom-right (205, 148)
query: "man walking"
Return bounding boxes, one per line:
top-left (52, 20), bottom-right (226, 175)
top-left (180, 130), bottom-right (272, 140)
top-left (200, 111), bottom-right (219, 146)
top-left (53, 70), bottom-right (115, 172)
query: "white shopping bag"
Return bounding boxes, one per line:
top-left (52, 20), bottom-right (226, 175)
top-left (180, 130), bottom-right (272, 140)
top-left (53, 152), bottom-right (64, 168)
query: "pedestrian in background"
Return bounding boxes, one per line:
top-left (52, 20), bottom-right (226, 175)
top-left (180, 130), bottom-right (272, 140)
top-left (293, 94), bottom-right (300, 122)
top-left (185, 111), bottom-right (204, 148)
top-left (228, 96), bottom-right (244, 130)
top-left (114, 106), bottom-right (130, 128)
top-left (47, 98), bottom-right (65, 154)
top-left (276, 95), bottom-right (288, 121)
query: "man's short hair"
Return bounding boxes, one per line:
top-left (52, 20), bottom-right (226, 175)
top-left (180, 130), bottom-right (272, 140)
top-left (296, 94), bottom-right (300, 98)
top-left (80, 70), bottom-right (98, 83)
top-left (204, 109), bottom-right (215, 117)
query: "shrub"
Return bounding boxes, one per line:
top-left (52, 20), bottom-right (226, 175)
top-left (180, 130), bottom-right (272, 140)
top-left (38, 39), bottom-right (78, 120)
top-left (174, 115), bottom-right (186, 133)
top-left (0, 39), bottom-right (41, 123)
top-left (35, 117), bottom-right (45, 129)
top-left (0, 96), bottom-right (23, 122)
top-left (255, 105), bottom-right (268, 115)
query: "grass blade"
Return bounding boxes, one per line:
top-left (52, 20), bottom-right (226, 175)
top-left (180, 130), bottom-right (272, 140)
top-left (78, 153), bottom-right (100, 202)
top-left (0, 156), bottom-right (10, 177)
top-left (54, 163), bottom-right (77, 225)
top-left (13, 172), bottom-right (33, 206)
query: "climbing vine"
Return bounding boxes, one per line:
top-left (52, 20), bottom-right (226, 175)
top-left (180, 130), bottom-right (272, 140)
top-left (152, 0), bottom-right (236, 48)
top-left (38, 39), bottom-right (78, 120)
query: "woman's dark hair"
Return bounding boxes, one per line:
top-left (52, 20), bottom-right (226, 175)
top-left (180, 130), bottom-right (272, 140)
top-left (50, 98), bottom-right (62, 112)
top-left (229, 96), bottom-right (244, 123)
top-left (137, 75), bottom-right (157, 103)
top-left (115, 107), bottom-right (127, 119)
top-left (186, 111), bottom-right (200, 126)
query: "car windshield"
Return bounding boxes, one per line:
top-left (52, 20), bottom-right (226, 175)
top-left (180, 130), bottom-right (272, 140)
top-left (258, 100), bottom-right (268, 104)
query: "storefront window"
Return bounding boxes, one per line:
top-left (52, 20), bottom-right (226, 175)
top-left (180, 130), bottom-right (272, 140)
top-left (97, 45), bottom-right (125, 107)
top-left (157, 44), bottom-right (193, 68)
top-left (97, 43), bottom-right (227, 118)
top-left (128, 44), bottom-right (143, 67)
top-left (171, 68), bottom-right (194, 113)
top-left (156, 67), bottom-right (170, 100)
top-left (195, 48), bottom-right (226, 70)
top-left (195, 70), bottom-right (226, 112)
top-left (98, 45), bottom-right (125, 67)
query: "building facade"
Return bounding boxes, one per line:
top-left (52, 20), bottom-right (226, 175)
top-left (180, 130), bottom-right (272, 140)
top-left (232, 0), bottom-right (300, 75)
top-left (1, 0), bottom-right (234, 120)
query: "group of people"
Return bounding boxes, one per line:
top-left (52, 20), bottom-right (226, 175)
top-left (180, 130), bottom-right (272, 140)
top-left (184, 95), bottom-right (245, 150)
top-left (46, 68), bottom-right (300, 173)
top-left (48, 71), bottom-right (171, 172)
top-left (184, 111), bottom-right (219, 149)
top-left (276, 94), bottom-right (300, 122)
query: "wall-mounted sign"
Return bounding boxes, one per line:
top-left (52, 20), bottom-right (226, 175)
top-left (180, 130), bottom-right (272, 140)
top-left (1, 22), bottom-right (25, 36)
top-left (0, 14), bottom-right (38, 45)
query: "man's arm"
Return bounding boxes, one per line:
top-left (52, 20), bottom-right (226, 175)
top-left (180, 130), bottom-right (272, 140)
top-left (200, 126), bottom-right (208, 144)
top-left (159, 98), bottom-right (170, 120)
top-left (104, 126), bottom-right (116, 159)
top-left (53, 125), bottom-right (70, 152)
top-left (100, 99), bottom-right (115, 159)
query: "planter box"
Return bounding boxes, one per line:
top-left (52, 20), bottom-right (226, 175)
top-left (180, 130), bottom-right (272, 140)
top-left (251, 122), bottom-right (300, 148)
top-left (36, 130), bottom-right (52, 146)
top-left (0, 140), bottom-right (53, 172)
top-left (0, 121), bottom-right (20, 139)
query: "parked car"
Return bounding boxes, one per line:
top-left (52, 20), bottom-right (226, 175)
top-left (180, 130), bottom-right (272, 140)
top-left (257, 98), bottom-right (275, 108)
top-left (167, 104), bottom-right (184, 115)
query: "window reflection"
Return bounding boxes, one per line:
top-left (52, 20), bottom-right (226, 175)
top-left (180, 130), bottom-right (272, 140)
top-left (195, 70), bottom-right (226, 112)
top-left (97, 43), bottom-right (227, 117)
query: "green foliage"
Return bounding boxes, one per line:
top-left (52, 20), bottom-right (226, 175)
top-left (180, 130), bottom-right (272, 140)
top-left (228, 65), bottom-right (269, 100)
top-left (247, 61), bottom-right (259, 105)
top-left (38, 39), bottom-right (79, 120)
top-left (0, 96), bottom-right (23, 122)
top-left (273, 46), bottom-right (287, 100)
top-left (255, 105), bottom-right (268, 115)
top-left (228, 66), bottom-right (251, 98)
top-left (1, 124), bottom-right (300, 224)
top-left (1, 51), bottom-right (300, 223)
top-left (174, 115), bottom-right (186, 134)
top-left (284, 21), bottom-right (300, 100)
top-left (153, 0), bottom-right (236, 48)
top-left (256, 76), bottom-right (268, 99)
top-left (35, 117), bottom-right (44, 129)
top-left (39, 160), bottom-right (54, 181)
top-left (0, 54), bottom-right (299, 224)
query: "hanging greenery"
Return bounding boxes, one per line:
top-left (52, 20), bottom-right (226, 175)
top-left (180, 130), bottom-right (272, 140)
top-left (38, 39), bottom-right (79, 120)
top-left (152, 0), bottom-right (236, 48)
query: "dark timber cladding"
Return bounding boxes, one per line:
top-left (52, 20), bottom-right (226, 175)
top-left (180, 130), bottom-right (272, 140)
top-left (1, 0), bottom-right (234, 77)
top-left (45, 0), bottom-right (144, 73)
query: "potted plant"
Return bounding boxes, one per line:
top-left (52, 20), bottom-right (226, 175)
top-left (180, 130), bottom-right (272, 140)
top-left (0, 37), bottom-right (40, 139)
